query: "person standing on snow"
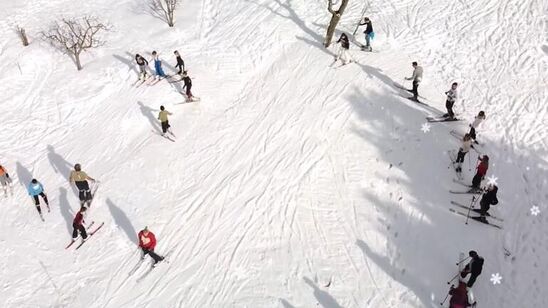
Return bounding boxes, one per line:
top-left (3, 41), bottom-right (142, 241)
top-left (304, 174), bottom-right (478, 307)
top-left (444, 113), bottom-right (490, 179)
top-left (455, 133), bottom-right (474, 173)
top-left (461, 250), bottom-right (484, 288)
top-left (443, 82), bottom-right (458, 119)
top-left (28, 179), bottom-right (49, 216)
top-left (69, 164), bottom-right (97, 208)
top-left (405, 61), bottom-right (423, 101)
top-left (359, 17), bottom-right (374, 51)
top-left (471, 155), bottom-right (489, 190)
top-left (174, 50), bottom-right (185, 75)
top-left (138, 227), bottom-right (165, 266)
top-left (334, 33), bottom-right (350, 65)
top-left (72, 207), bottom-right (89, 241)
top-left (135, 54), bottom-right (149, 80)
top-left (449, 281), bottom-right (475, 308)
top-left (478, 185), bottom-right (498, 221)
top-left (468, 111), bottom-right (486, 143)
top-left (181, 71), bottom-right (194, 101)
top-left (0, 164), bottom-right (13, 197)
top-left (158, 106), bottom-right (173, 136)
top-left (151, 51), bottom-right (167, 80)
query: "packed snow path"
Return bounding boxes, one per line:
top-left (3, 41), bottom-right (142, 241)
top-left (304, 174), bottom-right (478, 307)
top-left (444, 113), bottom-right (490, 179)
top-left (0, 0), bottom-right (546, 307)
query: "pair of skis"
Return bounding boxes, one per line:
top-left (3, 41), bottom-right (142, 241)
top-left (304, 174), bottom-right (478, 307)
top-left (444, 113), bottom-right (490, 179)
top-left (3, 182), bottom-right (14, 198)
top-left (450, 179), bottom-right (482, 194)
top-left (65, 221), bottom-right (105, 249)
top-left (447, 151), bottom-right (464, 181)
top-left (132, 249), bottom-right (172, 282)
top-left (450, 200), bottom-right (503, 222)
top-left (427, 116), bottom-right (461, 123)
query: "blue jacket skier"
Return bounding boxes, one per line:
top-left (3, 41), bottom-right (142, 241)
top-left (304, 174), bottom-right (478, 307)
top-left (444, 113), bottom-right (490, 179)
top-left (27, 179), bottom-right (49, 216)
top-left (151, 51), bottom-right (167, 79)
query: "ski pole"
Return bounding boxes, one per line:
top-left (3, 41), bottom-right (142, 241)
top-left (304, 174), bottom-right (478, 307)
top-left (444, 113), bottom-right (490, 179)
top-left (464, 196), bottom-right (475, 225)
top-left (440, 285), bottom-right (453, 305)
top-left (447, 273), bottom-right (459, 284)
top-left (456, 256), bottom-right (471, 266)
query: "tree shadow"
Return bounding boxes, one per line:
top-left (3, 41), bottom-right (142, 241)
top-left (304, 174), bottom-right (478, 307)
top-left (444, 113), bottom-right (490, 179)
top-left (245, 0), bottom-right (335, 57)
top-left (58, 187), bottom-right (75, 234)
top-left (107, 198), bottom-right (138, 244)
top-left (137, 101), bottom-right (161, 133)
top-left (279, 298), bottom-right (295, 308)
top-left (303, 276), bottom-right (342, 308)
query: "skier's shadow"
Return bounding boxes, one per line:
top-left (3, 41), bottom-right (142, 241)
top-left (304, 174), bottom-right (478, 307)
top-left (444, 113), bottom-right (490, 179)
top-left (59, 187), bottom-right (75, 234)
top-left (279, 299), bottom-right (295, 308)
top-left (15, 161), bottom-right (32, 190)
top-left (303, 276), bottom-right (342, 308)
top-left (137, 101), bottom-right (161, 133)
top-left (107, 198), bottom-right (138, 244)
top-left (47, 145), bottom-right (78, 195)
top-left (113, 53), bottom-right (139, 75)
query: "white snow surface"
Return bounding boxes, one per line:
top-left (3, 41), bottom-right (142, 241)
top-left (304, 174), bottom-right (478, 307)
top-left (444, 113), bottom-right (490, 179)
top-left (0, 0), bottom-right (547, 307)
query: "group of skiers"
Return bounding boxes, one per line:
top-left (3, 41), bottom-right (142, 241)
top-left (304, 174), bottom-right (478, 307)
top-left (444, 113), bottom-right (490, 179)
top-left (134, 50), bottom-right (195, 102)
top-left (1, 162), bottom-right (166, 266)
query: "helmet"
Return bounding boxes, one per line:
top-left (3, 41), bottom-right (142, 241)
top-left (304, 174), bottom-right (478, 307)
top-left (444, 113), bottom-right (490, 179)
top-left (74, 163), bottom-right (81, 171)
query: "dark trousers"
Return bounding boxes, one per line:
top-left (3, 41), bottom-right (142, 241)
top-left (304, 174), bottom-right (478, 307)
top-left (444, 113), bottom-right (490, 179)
top-left (142, 248), bottom-right (163, 263)
top-left (176, 64), bottom-right (184, 75)
top-left (72, 223), bottom-right (88, 239)
top-left (161, 121), bottom-right (170, 134)
top-left (469, 126), bottom-right (477, 140)
top-left (186, 86), bottom-right (193, 98)
top-left (33, 193), bottom-right (49, 206)
top-left (472, 173), bottom-right (483, 188)
top-left (480, 201), bottom-right (490, 216)
top-left (445, 100), bottom-right (455, 118)
top-left (75, 181), bottom-right (92, 202)
top-left (456, 150), bottom-right (466, 163)
top-left (412, 81), bottom-right (419, 100)
top-left (467, 273), bottom-right (479, 287)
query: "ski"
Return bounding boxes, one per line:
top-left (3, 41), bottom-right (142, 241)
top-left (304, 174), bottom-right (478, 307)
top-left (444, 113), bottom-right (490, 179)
top-left (448, 208), bottom-right (502, 229)
top-left (450, 130), bottom-right (482, 146)
top-left (128, 258), bottom-right (145, 276)
top-left (75, 222), bottom-right (105, 250)
top-left (427, 117), bottom-right (461, 123)
top-left (65, 221), bottom-right (95, 249)
top-left (136, 250), bottom-right (172, 282)
top-left (450, 190), bottom-right (481, 195)
top-left (450, 201), bottom-right (503, 222)
top-left (398, 94), bottom-right (429, 106)
top-left (151, 130), bottom-right (175, 142)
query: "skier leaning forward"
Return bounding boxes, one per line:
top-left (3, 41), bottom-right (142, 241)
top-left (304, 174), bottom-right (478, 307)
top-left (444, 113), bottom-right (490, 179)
top-left (69, 164), bottom-right (96, 208)
top-left (334, 33), bottom-right (351, 65)
top-left (72, 207), bottom-right (89, 242)
top-left (138, 227), bottom-right (165, 266)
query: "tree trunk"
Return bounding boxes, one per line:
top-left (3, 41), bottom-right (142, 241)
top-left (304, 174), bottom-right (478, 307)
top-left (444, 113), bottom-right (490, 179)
top-left (324, 0), bottom-right (350, 47)
top-left (74, 53), bottom-right (82, 71)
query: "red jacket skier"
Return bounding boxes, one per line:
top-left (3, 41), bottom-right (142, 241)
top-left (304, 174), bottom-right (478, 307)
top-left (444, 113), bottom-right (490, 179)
top-left (471, 155), bottom-right (489, 189)
top-left (138, 227), bottom-right (164, 265)
top-left (449, 281), bottom-right (474, 308)
top-left (72, 207), bottom-right (88, 241)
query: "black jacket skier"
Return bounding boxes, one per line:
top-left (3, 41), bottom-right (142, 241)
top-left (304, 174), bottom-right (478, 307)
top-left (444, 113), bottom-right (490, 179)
top-left (461, 250), bottom-right (484, 287)
top-left (182, 71), bottom-right (193, 100)
top-left (359, 17), bottom-right (374, 50)
top-left (174, 50), bottom-right (185, 75)
top-left (337, 33), bottom-right (350, 49)
top-left (479, 185), bottom-right (498, 217)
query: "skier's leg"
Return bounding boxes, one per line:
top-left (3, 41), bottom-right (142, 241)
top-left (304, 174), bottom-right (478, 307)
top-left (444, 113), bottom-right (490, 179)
top-left (40, 192), bottom-right (49, 205)
top-left (448, 101), bottom-right (455, 118)
top-left (413, 82), bottom-right (419, 100)
top-left (466, 273), bottom-right (478, 287)
top-left (79, 225), bottom-right (88, 240)
top-left (72, 223), bottom-right (79, 239)
top-left (148, 250), bottom-right (164, 263)
top-left (471, 174), bottom-right (481, 189)
top-left (35, 205), bottom-right (42, 215)
top-left (33, 195), bottom-right (40, 206)
top-left (161, 121), bottom-right (168, 135)
top-left (365, 34), bottom-right (371, 48)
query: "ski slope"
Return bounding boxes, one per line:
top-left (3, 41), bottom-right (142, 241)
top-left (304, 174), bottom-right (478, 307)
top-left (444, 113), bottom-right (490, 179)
top-left (0, 0), bottom-right (546, 307)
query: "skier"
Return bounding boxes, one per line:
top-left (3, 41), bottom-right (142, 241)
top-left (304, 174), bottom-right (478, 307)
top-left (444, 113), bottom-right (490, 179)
top-left (0, 164), bottom-right (13, 197)
top-left (443, 82), bottom-right (458, 119)
top-left (471, 155), bottom-right (489, 190)
top-left (449, 281), bottom-right (475, 308)
top-left (478, 184), bottom-right (498, 221)
top-left (135, 54), bottom-right (149, 80)
top-left (72, 207), bottom-right (89, 242)
top-left (358, 17), bottom-right (374, 51)
top-left (27, 179), bottom-right (49, 216)
top-left (138, 227), bottom-right (165, 266)
top-left (181, 71), bottom-right (194, 101)
top-left (334, 33), bottom-right (350, 65)
top-left (405, 61), bottom-right (423, 101)
top-left (455, 133), bottom-right (474, 173)
top-left (461, 250), bottom-right (484, 288)
top-left (174, 50), bottom-right (185, 75)
top-left (69, 164), bottom-right (97, 207)
top-left (151, 51), bottom-right (167, 79)
top-left (468, 111), bottom-right (486, 143)
top-left (158, 106), bottom-right (173, 136)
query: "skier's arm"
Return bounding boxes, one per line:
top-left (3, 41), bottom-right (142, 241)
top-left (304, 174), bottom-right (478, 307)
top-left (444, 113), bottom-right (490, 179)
top-left (86, 175), bottom-right (96, 182)
top-left (406, 69), bottom-right (416, 81)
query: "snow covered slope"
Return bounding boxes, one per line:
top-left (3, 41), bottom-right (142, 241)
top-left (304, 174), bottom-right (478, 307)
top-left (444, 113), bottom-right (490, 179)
top-left (0, 0), bottom-right (546, 307)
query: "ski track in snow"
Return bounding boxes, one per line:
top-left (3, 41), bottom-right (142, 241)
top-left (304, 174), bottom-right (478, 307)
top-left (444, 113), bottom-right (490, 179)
top-left (0, 0), bottom-right (546, 307)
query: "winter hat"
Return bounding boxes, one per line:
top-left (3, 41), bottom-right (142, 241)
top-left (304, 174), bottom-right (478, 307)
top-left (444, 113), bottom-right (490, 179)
top-left (469, 250), bottom-right (478, 257)
top-left (31, 179), bottom-right (37, 184)
top-left (74, 163), bottom-right (81, 171)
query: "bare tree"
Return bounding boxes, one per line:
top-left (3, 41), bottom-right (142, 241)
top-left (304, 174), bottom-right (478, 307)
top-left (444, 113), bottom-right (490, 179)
top-left (324, 0), bottom-right (350, 47)
top-left (42, 17), bottom-right (109, 71)
top-left (17, 26), bottom-right (29, 46)
top-left (148, 0), bottom-right (179, 27)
